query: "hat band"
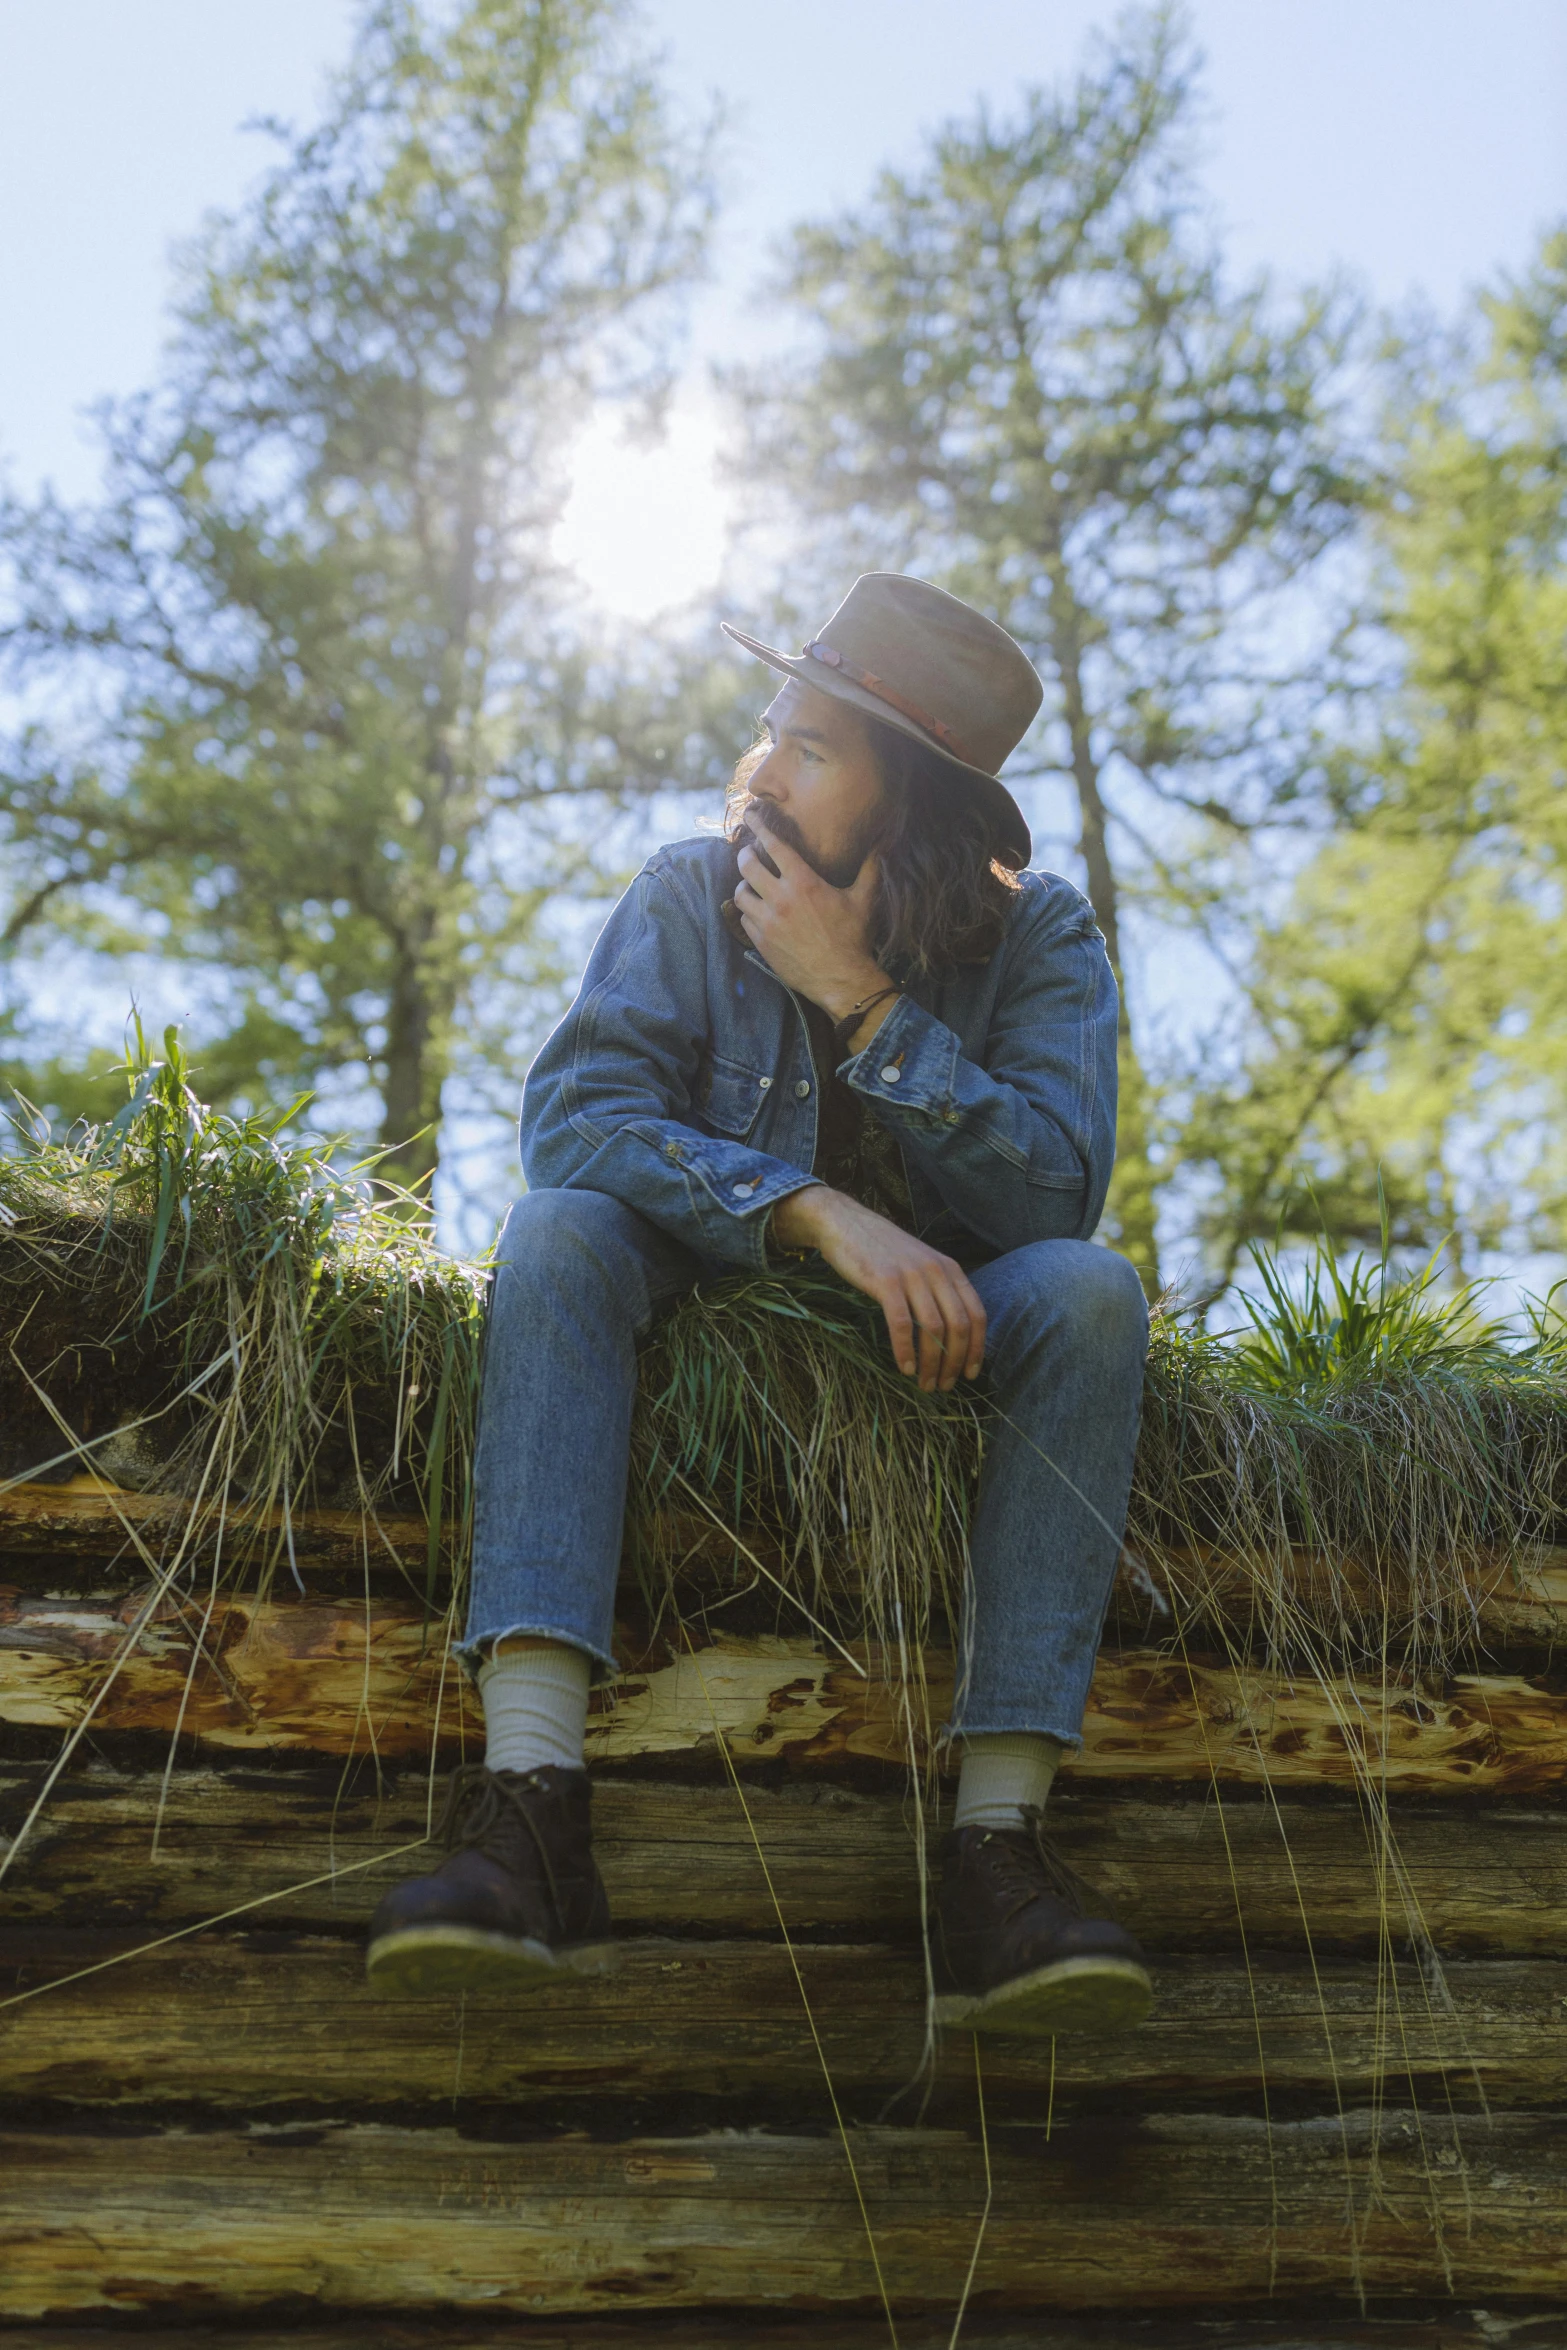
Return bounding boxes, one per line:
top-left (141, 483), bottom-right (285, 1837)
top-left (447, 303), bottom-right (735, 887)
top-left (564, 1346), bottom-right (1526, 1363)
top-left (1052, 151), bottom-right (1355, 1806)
top-left (804, 641), bottom-right (975, 768)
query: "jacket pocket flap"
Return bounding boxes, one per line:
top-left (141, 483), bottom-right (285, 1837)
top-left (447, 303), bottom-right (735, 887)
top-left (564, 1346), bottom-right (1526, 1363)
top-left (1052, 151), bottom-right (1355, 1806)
top-left (695, 1052), bottom-right (769, 1138)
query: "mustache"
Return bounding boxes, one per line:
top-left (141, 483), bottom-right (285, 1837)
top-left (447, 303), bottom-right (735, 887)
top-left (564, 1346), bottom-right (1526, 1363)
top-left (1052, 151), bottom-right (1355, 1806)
top-left (738, 800), bottom-right (802, 866)
top-left (738, 797), bottom-right (863, 889)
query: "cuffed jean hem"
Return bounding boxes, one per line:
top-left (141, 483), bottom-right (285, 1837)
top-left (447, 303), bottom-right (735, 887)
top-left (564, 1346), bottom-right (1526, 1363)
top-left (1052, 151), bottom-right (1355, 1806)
top-left (452, 1621), bottom-right (620, 1689)
top-left (937, 1717), bottom-right (1086, 1752)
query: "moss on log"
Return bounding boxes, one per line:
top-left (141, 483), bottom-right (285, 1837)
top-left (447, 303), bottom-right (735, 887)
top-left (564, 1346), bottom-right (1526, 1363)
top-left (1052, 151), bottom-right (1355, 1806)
top-left (2, 2111), bottom-right (1562, 2319)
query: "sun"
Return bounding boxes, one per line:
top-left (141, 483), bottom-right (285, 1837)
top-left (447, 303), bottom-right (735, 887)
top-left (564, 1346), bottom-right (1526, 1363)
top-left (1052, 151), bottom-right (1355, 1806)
top-left (555, 385), bottom-right (733, 622)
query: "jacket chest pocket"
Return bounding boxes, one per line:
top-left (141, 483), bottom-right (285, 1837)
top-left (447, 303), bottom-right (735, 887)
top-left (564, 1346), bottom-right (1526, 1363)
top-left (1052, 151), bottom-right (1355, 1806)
top-left (693, 1052), bottom-right (771, 1139)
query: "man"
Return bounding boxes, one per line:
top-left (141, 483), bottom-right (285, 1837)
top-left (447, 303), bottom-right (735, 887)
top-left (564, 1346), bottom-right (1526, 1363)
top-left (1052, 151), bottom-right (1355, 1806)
top-left (367, 574), bottom-right (1152, 2036)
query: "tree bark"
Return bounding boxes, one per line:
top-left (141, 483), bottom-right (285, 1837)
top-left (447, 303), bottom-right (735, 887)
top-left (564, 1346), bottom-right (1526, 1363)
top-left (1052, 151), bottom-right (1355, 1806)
top-left (1053, 608), bottom-right (1161, 1294)
top-left (3, 2111), bottom-right (1560, 2318)
top-left (3, 1931), bottom-right (1557, 2109)
top-left (6, 1597), bottom-right (1567, 1793)
top-left (378, 938), bottom-right (448, 1199)
top-left (11, 1766), bottom-right (1566, 1953)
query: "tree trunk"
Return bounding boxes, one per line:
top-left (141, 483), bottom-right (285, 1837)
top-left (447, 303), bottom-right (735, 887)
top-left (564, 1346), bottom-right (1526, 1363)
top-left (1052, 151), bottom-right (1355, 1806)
top-left (1055, 628), bottom-right (1161, 1295)
top-left (379, 946), bottom-right (446, 1201)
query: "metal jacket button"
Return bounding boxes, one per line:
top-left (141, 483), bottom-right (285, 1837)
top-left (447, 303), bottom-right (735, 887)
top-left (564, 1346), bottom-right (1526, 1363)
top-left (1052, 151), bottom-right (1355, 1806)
top-left (794, 1079), bottom-right (811, 1099)
top-left (758, 1076), bottom-right (772, 1089)
top-left (732, 1181), bottom-right (756, 1198)
top-left (879, 1064), bottom-right (902, 1084)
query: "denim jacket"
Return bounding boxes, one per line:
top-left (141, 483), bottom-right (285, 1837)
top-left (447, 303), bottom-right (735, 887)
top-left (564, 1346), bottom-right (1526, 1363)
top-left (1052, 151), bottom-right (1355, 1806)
top-left (521, 835), bottom-right (1119, 1272)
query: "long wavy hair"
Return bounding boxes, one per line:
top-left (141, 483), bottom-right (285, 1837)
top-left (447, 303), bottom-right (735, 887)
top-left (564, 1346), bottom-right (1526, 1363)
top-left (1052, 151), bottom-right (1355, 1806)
top-left (724, 711), bottom-right (1022, 977)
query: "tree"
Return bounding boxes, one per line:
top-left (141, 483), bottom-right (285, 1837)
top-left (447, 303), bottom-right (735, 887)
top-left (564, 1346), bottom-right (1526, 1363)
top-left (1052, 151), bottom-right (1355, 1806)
top-left (1180, 228), bottom-right (1567, 1288)
top-left (733, 6), bottom-right (1360, 1292)
top-left (1, 0), bottom-right (719, 1199)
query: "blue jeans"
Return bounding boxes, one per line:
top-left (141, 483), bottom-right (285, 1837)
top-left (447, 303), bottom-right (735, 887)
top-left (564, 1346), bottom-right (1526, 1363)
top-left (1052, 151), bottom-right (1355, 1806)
top-left (458, 1191), bottom-right (1148, 1748)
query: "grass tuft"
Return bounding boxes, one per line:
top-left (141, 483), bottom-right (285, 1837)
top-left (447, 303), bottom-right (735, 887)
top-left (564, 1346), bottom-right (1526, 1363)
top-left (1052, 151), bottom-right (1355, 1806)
top-left (2, 1028), bottom-right (485, 1605)
top-left (6, 1042), bottom-right (1564, 1677)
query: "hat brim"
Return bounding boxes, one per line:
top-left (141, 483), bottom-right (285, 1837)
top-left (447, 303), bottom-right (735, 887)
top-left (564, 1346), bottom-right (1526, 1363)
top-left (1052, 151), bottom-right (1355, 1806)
top-left (720, 622), bottom-right (1031, 869)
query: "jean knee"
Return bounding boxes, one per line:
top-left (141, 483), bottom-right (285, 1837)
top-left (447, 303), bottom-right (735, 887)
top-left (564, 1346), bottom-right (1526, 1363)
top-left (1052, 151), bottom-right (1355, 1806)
top-left (1069, 1242), bottom-right (1148, 1366)
top-left (493, 1188), bottom-right (644, 1303)
top-left (1013, 1238), bottom-right (1148, 1365)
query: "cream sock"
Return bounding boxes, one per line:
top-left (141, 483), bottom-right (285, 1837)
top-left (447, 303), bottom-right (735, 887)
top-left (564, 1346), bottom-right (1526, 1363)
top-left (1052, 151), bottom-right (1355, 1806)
top-left (953, 1731), bottom-right (1066, 1831)
top-left (478, 1641), bottom-right (591, 1775)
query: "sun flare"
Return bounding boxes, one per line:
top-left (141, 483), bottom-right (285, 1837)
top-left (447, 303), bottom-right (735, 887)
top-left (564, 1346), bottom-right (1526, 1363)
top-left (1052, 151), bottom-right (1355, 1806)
top-left (555, 387), bottom-right (733, 622)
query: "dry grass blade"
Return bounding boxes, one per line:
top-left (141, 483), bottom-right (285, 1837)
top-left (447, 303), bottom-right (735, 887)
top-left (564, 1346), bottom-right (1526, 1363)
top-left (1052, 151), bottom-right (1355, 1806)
top-left (3, 1053), bottom-right (1560, 2299)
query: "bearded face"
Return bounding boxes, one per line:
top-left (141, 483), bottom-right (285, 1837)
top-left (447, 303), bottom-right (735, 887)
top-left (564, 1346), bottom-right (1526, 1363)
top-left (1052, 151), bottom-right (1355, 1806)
top-left (735, 791), bottom-right (884, 893)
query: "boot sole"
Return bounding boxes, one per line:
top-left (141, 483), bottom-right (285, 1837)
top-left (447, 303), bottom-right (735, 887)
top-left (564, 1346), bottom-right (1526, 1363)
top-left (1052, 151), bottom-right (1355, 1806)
top-left (934, 1955), bottom-right (1153, 2038)
top-left (365, 1924), bottom-right (616, 2000)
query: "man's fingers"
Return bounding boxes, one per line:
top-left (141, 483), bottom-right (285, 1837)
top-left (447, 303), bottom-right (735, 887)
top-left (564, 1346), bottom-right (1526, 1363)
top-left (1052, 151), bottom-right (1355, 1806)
top-left (748, 812), bottom-right (809, 880)
top-left (914, 1309), bottom-right (945, 1392)
top-left (910, 1276), bottom-right (968, 1392)
top-left (735, 845), bottom-right (774, 898)
top-left (929, 1266), bottom-right (986, 1389)
top-left (951, 1270), bottom-right (987, 1378)
top-left (937, 1292), bottom-right (972, 1390)
top-left (881, 1291), bottom-right (917, 1379)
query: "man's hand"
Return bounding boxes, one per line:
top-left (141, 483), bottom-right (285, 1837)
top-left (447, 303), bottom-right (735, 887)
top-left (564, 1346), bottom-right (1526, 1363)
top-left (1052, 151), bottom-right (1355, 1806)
top-left (734, 824), bottom-right (888, 1026)
top-left (772, 1186), bottom-right (986, 1393)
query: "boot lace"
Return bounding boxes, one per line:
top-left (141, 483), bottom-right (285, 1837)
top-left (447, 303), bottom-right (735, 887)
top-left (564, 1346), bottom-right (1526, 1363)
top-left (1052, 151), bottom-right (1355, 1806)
top-left (437, 1763), bottom-right (569, 1932)
top-left (979, 1806), bottom-right (1113, 1927)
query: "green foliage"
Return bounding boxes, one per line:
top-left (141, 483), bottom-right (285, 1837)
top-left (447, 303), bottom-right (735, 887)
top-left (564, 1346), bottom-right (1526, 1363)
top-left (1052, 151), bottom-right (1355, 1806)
top-left (5, 1051), bottom-right (1565, 1687)
top-left (0, 0), bottom-right (728, 1194)
top-left (1, 1032), bottom-right (487, 1601)
top-left (1230, 1235), bottom-right (1512, 1392)
top-left (629, 1267), bottom-right (984, 1665)
top-left (1180, 225), bottom-right (1567, 1284)
top-left (733, 4), bottom-right (1363, 1292)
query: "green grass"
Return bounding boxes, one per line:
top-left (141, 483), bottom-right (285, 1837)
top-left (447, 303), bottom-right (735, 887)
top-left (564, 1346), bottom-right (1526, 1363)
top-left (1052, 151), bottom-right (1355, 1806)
top-left (7, 1043), bottom-right (1541, 2279)
top-left (1, 1027), bottom-right (486, 1609)
top-left (5, 1035), bottom-right (1565, 1678)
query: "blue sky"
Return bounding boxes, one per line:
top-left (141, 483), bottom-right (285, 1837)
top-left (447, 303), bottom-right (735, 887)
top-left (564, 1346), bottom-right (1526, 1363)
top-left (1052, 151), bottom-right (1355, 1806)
top-left (2, 0), bottom-right (1564, 1264)
top-left (3, 0), bottom-right (1563, 515)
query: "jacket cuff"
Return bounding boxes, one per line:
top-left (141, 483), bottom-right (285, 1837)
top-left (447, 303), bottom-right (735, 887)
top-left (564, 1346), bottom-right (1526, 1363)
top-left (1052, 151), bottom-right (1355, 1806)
top-left (840, 993), bottom-right (960, 1123)
top-left (631, 1122), bottom-right (820, 1270)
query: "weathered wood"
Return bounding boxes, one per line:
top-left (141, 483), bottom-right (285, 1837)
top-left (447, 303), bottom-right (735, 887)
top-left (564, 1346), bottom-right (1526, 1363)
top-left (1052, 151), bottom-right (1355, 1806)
top-left (16, 2316), bottom-right (1567, 2349)
top-left (1126, 1543), bottom-right (1567, 1656)
top-left (5, 1591), bottom-right (1566, 1791)
top-left (12, 2317), bottom-right (1567, 2350)
top-left (2, 1931), bottom-right (1560, 2111)
top-left (0, 1474), bottom-right (433, 1570)
top-left (6, 1766), bottom-right (1566, 1955)
top-left (9, 1482), bottom-right (1567, 1658)
top-left (2, 2111), bottom-right (1563, 2318)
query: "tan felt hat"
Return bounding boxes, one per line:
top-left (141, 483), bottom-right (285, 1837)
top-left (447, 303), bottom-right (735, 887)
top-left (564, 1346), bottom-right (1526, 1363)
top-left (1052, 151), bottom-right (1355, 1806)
top-left (721, 571), bottom-right (1042, 868)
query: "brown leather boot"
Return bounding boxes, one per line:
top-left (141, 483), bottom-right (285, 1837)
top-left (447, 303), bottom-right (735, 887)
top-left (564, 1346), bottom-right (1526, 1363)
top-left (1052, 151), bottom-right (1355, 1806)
top-left (365, 1762), bottom-right (611, 1998)
top-left (933, 1809), bottom-right (1153, 2036)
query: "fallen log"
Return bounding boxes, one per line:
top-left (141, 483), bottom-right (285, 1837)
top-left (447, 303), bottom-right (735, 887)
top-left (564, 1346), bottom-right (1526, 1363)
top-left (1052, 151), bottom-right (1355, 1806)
top-left (1, 1931), bottom-right (1558, 2111)
top-left (7, 1481), bottom-right (1567, 1653)
top-left (4, 1588), bottom-right (1566, 1791)
top-left (5, 1767), bottom-right (1565, 1956)
top-left (2, 2110), bottom-right (1562, 2318)
top-left (14, 2322), bottom-right (1567, 2350)
top-left (0, 1476), bottom-right (433, 1574)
